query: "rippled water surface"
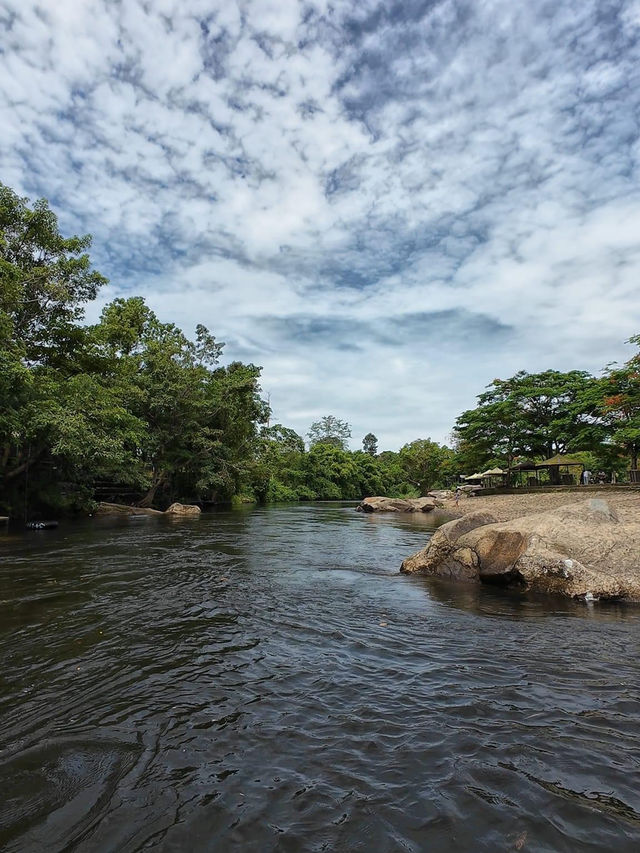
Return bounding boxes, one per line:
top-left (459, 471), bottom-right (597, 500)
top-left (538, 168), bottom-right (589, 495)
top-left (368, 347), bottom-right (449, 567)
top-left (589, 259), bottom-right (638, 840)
top-left (1, 503), bottom-right (640, 852)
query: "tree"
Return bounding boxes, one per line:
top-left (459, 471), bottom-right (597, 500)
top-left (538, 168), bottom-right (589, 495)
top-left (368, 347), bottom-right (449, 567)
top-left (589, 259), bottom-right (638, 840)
top-left (362, 432), bottom-right (378, 456)
top-left (250, 424), bottom-right (306, 502)
top-left (307, 415), bottom-right (352, 450)
top-left (92, 298), bottom-right (267, 506)
top-left (0, 183), bottom-right (107, 363)
top-left (598, 335), bottom-right (640, 470)
top-left (0, 179), bottom-right (271, 514)
top-left (399, 439), bottom-right (453, 493)
top-left (0, 184), bottom-right (114, 510)
top-left (454, 370), bottom-right (601, 473)
top-left (302, 443), bottom-right (360, 499)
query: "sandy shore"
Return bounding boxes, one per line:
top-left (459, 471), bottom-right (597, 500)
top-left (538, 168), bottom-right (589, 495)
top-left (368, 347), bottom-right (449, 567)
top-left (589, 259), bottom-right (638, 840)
top-left (446, 489), bottom-right (640, 524)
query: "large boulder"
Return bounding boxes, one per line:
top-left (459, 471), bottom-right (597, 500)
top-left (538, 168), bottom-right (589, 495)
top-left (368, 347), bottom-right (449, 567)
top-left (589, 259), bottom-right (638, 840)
top-left (357, 496), bottom-right (438, 513)
top-left (401, 499), bottom-right (640, 601)
top-left (165, 502), bottom-right (201, 516)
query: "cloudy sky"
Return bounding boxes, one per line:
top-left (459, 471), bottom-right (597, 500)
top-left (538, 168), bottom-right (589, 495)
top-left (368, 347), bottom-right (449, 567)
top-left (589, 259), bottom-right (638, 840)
top-left (2, 0), bottom-right (640, 449)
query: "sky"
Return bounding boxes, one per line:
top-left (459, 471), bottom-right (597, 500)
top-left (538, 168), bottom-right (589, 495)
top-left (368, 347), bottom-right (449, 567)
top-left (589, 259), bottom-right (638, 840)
top-left (2, 0), bottom-right (640, 450)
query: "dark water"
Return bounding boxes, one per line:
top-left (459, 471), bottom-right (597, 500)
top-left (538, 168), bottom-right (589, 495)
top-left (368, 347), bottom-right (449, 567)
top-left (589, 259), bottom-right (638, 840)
top-left (1, 504), bottom-right (640, 852)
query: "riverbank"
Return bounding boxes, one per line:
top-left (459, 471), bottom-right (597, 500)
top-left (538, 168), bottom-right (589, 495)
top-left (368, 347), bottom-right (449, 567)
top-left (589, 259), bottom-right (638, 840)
top-left (449, 489), bottom-right (640, 523)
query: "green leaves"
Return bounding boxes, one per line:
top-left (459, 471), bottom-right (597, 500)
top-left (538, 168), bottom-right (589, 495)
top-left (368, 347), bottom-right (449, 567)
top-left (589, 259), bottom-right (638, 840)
top-left (598, 337), bottom-right (640, 468)
top-left (307, 415), bottom-right (352, 450)
top-left (454, 369), bottom-right (604, 469)
top-left (0, 183), bottom-right (107, 362)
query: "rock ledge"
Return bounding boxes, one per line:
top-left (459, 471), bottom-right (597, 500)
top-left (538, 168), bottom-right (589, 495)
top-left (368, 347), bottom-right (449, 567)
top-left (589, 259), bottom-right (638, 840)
top-left (401, 499), bottom-right (640, 602)
top-left (96, 502), bottom-right (201, 518)
top-left (357, 496), bottom-right (439, 513)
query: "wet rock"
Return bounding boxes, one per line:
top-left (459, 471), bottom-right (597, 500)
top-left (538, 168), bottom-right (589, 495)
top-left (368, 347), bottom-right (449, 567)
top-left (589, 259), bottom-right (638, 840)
top-left (165, 502), bottom-right (201, 516)
top-left (401, 510), bottom-right (498, 578)
top-left (357, 496), bottom-right (438, 513)
top-left (401, 499), bottom-right (640, 602)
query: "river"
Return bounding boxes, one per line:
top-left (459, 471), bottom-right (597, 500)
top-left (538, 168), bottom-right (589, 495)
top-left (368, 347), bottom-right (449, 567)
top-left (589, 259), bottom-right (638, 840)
top-left (1, 503), bottom-right (639, 851)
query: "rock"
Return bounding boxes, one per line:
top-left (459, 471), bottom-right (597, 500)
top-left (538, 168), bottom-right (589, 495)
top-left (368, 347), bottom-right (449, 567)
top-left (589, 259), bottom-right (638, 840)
top-left (165, 502), bottom-right (201, 516)
top-left (401, 499), bottom-right (640, 602)
top-left (357, 496), bottom-right (438, 513)
top-left (427, 490), bottom-right (452, 501)
top-left (401, 511), bottom-right (498, 578)
top-left (95, 502), bottom-right (201, 518)
top-left (95, 502), bottom-right (164, 517)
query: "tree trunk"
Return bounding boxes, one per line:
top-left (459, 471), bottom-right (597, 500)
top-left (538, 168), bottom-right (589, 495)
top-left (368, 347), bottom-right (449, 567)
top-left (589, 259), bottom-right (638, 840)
top-left (137, 471), bottom-right (167, 508)
top-left (1, 444), bottom-right (10, 470)
top-left (5, 450), bottom-right (41, 481)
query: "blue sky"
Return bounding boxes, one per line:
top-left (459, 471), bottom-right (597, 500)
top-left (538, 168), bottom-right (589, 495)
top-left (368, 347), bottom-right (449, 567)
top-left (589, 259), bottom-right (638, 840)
top-left (2, 0), bottom-right (640, 449)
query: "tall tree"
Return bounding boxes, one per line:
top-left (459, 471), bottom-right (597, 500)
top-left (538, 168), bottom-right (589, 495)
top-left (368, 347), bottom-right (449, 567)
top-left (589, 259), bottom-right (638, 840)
top-left (0, 183), bottom-right (107, 363)
top-left (598, 335), bottom-right (640, 470)
top-left (307, 415), bottom-right (352, 450)
top-left (93, 298), bottom-right (266, 506)
top-left (362, 432), bottom-right (378, 456)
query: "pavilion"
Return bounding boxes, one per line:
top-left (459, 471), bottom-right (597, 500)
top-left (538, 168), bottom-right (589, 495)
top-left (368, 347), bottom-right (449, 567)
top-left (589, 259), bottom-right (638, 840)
top-left (480, 468), bottom-right (507, 488)
top-left (536, 454), bottom-right (585, 485)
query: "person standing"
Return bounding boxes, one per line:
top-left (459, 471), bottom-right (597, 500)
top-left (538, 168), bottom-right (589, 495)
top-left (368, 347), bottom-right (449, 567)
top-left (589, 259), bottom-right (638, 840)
top-left (582, 469), bottom-right (591, 485)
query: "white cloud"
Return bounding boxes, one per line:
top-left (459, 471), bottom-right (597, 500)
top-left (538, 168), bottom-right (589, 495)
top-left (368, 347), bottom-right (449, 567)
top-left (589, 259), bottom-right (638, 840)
top-left (2, 0), bottom-right (640, 449)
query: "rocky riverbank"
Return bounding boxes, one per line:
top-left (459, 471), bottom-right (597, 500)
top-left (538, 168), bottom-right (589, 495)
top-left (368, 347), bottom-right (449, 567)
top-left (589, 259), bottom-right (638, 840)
top-left (401, 494), bottom-right (640, 602)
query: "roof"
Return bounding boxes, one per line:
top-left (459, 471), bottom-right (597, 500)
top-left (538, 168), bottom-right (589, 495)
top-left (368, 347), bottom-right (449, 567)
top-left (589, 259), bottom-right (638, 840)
top-left (464, 473), bottom-right (483, 480)
top-left (536, 454), bottom-right (585, 467)
top-left (512, 461), bottom-right (537, 470)
top-left (481, 468), bottom-right (506, 476)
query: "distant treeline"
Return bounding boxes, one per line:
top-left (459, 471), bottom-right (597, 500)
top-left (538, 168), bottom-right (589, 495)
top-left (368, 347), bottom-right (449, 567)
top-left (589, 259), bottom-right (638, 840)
top-left (1, 184), bottom-right (639, 515)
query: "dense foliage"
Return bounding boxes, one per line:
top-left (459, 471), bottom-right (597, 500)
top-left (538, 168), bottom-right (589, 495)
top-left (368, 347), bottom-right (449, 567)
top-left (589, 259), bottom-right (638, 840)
top-left (1, 183), bottom-right (639, 516)
top-left (0, 184), bottom-right (267, 515)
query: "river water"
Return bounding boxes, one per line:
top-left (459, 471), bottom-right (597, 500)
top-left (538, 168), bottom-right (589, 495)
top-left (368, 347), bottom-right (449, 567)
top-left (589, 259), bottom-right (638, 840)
top-left (1, 503), bottom-right (639, 852)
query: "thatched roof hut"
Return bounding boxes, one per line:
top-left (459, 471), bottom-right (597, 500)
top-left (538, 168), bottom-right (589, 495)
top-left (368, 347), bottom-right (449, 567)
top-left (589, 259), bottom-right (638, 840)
top-left (535, 454), bottom-right (585, 485)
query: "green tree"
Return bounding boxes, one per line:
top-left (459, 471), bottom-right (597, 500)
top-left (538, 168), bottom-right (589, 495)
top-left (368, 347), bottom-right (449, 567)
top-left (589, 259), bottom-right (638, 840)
top-left (362, 432), bottom-right (378, 456)
top-left (0, 184), bottom-right (118, 510)
top-left (302, 443), bottom-right (360, 499)
top-left (454, 370), bottom-right (601, 474)
top-left (92, 298), bottom-right (266, 506)
top-left (0, 183), bottom-right (107, 364)
top-left (398, 439), bottom-right (453, 493)
top-left (597, 335), bottom-right (640, 470)
top-left (307, 415), bottom-right (352, 450)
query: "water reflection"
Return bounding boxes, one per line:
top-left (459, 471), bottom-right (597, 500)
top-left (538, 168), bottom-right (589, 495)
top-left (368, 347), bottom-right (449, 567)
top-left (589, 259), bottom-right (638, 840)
top-left (415, 575), bottom-right (640, 622)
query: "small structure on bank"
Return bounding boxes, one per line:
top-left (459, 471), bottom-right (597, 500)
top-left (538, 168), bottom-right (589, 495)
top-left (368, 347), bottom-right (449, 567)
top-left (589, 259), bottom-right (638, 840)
top-left (536, 454), bottom-right (585, 486)
top-left (480, 468), bottom-right (507, 488)
top-left (511, 461), bottom-right (538, 487)
top-left (462, 469), bottom-right (507, 490)
top-left (463, 473), bottom-right (484, 486)
top-left (510, 455), bottom-right (585, 487)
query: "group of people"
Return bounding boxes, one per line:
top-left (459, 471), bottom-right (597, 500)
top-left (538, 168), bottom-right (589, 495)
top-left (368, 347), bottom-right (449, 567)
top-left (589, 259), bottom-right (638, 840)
top-left (581, 469), bottom-right (610, 485)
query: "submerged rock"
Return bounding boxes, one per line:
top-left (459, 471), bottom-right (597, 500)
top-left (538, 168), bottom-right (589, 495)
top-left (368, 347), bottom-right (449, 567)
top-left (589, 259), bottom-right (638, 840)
top-left (357, 496), bottom-right (438, 513)
top-left (401, 499), bottom-right (640, 602)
